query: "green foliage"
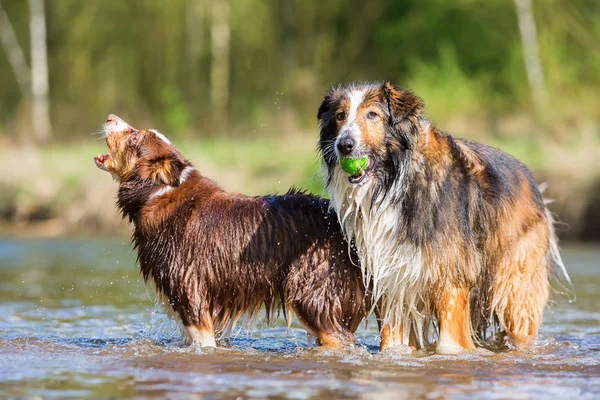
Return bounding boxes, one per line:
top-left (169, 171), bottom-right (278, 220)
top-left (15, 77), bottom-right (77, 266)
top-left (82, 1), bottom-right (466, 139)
top-left (177, 135), bottom-right (324, 195)
top-left (407, 43), bottom-right (492, 120)
top-left (0, 0), bottom-right (598, 140)
top-left (159, 86), bottom-right (191, 133)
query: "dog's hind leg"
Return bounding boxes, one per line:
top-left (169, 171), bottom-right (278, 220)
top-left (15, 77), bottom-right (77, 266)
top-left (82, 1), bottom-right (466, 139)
top-left (493, 221), bottom-right (550, 348)
top-left (316, 330), bottom-right (356, 347)
top-left (290, 303), bottom-right (356, 348)
top-left (435, 286), bottom-right (475, 354)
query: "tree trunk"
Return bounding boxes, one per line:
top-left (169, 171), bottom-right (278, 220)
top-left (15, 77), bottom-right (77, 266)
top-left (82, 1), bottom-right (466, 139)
top-left (0, 4), bottom-right (31, 96)
top-left (29, 0), bottom-right (52, 142)
top-left (186, 0), bottom-right (204, 103)
top-left (210, 0), bottom-right (229, 127)
top-left (514, 0), bottom-right (548, 112)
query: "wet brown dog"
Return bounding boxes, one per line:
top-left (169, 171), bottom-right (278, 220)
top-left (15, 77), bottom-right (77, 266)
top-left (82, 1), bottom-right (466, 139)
top-left (95, 114), bottom-right (367, 348)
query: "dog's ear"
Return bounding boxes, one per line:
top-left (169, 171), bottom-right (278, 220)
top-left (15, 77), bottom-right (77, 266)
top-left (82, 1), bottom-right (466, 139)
top-left (317, 95), bottom-right (331, 121)
top-left (382, 81), bottom-right (424, 125)
top-left (139, 157), bottom-right (184, 186)
top-left (130, 130), bottom-right (141, 145)
top-left (317, 88), bottom-right (340, 121)
top-left (153, 158), bottom-right (180, 186)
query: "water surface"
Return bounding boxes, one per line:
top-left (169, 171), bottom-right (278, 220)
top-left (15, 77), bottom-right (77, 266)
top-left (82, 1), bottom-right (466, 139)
top-left (0, 238), bottom-right (598, 399)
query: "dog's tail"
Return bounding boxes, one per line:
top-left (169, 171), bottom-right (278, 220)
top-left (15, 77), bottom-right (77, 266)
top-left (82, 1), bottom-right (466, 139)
top-left (540, 182), bottom-right (576, 302)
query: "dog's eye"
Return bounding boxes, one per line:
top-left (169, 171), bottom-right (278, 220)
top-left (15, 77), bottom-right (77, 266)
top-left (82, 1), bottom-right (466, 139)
top-left (336, 112), bottom-right (346, 121)
top-left (367, 111), bottom-right (379, 120)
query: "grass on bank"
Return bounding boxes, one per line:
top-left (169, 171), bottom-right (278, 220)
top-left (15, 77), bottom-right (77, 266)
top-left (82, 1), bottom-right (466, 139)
top-left (0, 134), bottom-right (326, 236)
top-left (18, 132), bottom-right (563, 198)
top-left (0, 131), bottom-right (598, 237)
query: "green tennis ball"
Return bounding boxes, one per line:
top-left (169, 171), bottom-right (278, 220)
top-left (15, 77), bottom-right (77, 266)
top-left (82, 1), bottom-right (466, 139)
top-left (340, 157), bottom-right (369, 176)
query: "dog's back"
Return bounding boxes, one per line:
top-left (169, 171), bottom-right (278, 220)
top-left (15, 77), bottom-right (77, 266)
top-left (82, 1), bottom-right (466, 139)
top-left (133, 178), bottom-right (367, 346)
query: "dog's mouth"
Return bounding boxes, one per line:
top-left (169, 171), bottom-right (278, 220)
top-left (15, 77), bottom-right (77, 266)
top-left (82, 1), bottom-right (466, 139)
top-left (94, 153), bottom-right (111, 170)
top-left (348, 158), bottom-right (375, 184)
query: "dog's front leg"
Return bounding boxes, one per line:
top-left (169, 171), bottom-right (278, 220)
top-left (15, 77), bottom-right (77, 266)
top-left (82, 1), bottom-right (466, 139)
top-left (184, 312), bottom-right (217, 348)
top-left (435, 286), bottom-right (475, 354)
top-left (376, 303), bottom-right (417, 351)
top-left (379, 322), bottom-right (403, 351)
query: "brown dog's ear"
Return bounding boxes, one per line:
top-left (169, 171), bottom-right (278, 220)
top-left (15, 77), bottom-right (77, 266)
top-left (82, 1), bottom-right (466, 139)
top-left (139, 157), bottom-right (184, 186)
top-left (153, 158), bottom-right (179, 186)
top-left (130, 131), bottom-right (141, 145)
top-left (382, 81), bottom-right (424, 125)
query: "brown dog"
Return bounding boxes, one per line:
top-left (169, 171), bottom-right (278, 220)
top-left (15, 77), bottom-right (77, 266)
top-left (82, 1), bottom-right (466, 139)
top-left (95, 114), bottom-right (368, 348)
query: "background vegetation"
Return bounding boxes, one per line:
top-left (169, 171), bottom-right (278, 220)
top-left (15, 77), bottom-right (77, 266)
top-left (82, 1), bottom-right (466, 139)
top-left (0, 0), bottom-right (599, 240)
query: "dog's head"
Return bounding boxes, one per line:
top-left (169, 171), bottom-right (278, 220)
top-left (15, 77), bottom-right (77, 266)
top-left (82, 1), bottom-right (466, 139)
top-left (94, 114), bottom-right (187, 186)
top-left (317, 82), bottom-right (425, 185)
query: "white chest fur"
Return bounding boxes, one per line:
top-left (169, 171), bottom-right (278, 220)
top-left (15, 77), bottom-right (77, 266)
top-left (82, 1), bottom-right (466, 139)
top-left (327, 166), bottom-right (428, 345)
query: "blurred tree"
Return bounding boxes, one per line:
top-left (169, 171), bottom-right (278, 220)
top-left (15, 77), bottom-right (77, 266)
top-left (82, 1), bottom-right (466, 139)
top-left (185, 0), bottom-right (205, 109)
top-left (515, 0), bottom-right (548, 112)
top-left (0, 2), bottom-right (29, 96)
top-left (210, 0), bottom-right (230, 128)
top-left (0, 0), bottom-right (598, 141)
top-left (29, 0), bottom-right (51, 142)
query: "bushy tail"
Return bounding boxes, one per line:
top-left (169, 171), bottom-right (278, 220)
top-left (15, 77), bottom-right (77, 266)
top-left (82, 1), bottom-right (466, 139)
top-left (541, 182), bottom-right (576, 302)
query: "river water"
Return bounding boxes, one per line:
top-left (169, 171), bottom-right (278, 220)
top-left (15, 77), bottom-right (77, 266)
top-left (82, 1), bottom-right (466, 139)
top-left (0, 238), bottom-right (598, 399)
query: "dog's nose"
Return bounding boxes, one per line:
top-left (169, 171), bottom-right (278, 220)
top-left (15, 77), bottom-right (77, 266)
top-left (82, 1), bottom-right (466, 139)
top-left (337, 136), bottom-right (356, 155)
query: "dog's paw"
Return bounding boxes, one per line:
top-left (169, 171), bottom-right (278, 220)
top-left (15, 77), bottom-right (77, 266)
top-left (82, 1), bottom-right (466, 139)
top-left (435, 339), bottom-right (466, 355)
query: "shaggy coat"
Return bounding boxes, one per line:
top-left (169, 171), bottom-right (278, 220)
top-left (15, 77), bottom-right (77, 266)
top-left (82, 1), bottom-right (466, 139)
top-left (95, 115), bottom-right (367, 347)
top-left (317, 82), bottom-right (569, 353)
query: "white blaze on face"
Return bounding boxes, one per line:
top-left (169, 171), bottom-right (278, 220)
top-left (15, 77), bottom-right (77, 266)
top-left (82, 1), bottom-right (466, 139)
top-left (334, 88), bottom-right (366, 159)
top-left (150, 129), bottom-right (172, 145)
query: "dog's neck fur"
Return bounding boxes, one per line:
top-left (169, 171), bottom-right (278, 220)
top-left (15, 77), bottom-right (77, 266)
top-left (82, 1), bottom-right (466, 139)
top-left (326, 161), bottom-right (428, 346)
top-left (116, 165), bottom-right (207, 223)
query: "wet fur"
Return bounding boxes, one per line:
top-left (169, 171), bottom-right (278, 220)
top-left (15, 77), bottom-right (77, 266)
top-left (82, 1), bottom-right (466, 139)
top-left (317, 82), bottom-right (568, 352)
top-left (97, 120), bottom-right (368, 347)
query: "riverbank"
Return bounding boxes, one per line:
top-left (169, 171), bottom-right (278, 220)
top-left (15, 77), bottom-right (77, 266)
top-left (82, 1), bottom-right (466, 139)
top-left (1, 132), bottom-right (599, 241)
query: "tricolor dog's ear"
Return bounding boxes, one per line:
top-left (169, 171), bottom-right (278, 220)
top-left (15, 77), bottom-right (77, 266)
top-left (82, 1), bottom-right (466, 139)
top-left (317, 88), bottom-right (344, 122)
top-left (382, 81), bottom-right (424, 125)
top-left (317, 91), bottom-right (334, 121)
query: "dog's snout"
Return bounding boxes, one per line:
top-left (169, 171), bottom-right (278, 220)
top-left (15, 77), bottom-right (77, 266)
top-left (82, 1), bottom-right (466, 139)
top-left (337, 136), bottom-right (356, 156)
top-left (105, 114), bottom-right (136, 134)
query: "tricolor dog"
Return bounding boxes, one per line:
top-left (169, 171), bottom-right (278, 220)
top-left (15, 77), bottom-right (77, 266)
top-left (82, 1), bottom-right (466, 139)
top-left (317, 82), bottom-right (570, 354)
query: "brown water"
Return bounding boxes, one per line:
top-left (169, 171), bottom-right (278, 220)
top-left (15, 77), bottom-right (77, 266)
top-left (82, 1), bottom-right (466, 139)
top-left (0, 238), bottom-right (598, 399)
